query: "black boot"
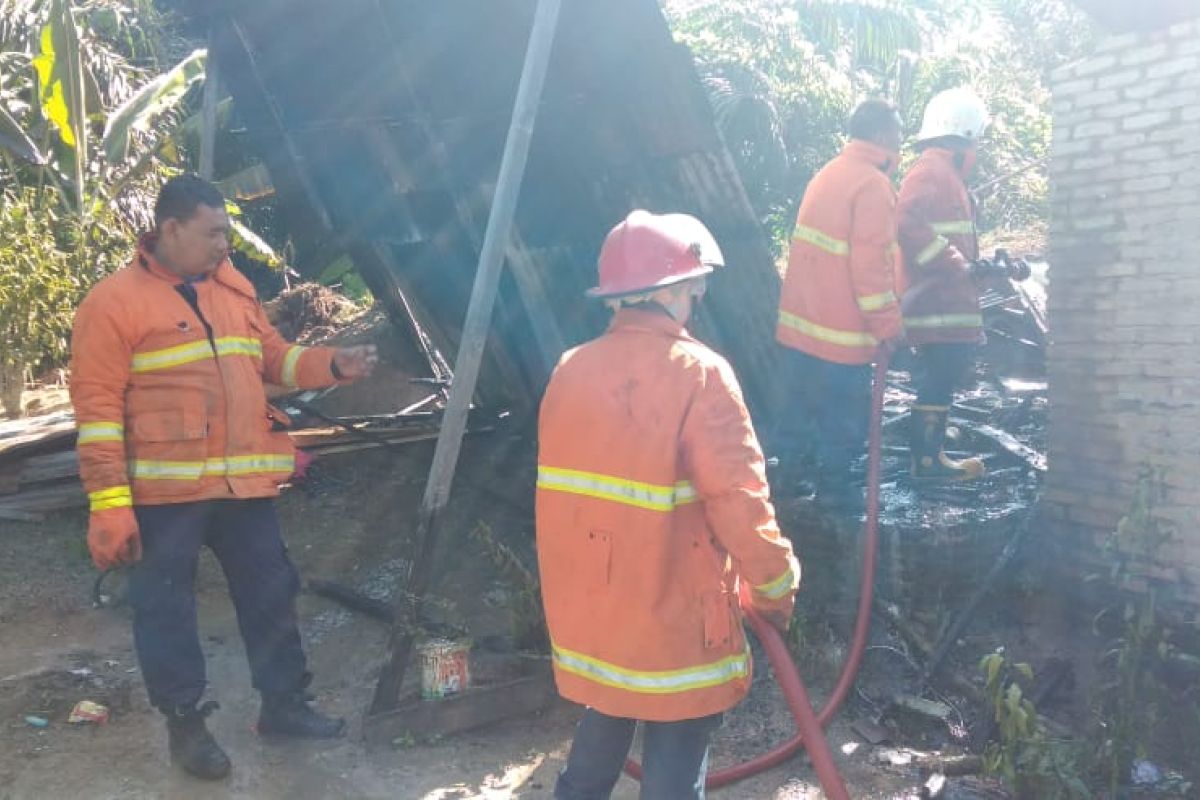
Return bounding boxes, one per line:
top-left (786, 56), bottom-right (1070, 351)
top-left (166, 701), bottom-right (231, 781)
top-left (257, 675), bottom-right (345, 739)
top-left (909, 406), bottom-right (984, 481)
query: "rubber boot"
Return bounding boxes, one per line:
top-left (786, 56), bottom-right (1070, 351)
top-left (257, 674), bottom-right (345, 739)
top-left (909, 406), bottom-right (984, 481)
top-left (166, 701), bottom-right (231, 781)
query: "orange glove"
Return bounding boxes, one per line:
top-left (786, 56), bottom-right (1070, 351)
top-left (87, 507), bottom-right (142, 570)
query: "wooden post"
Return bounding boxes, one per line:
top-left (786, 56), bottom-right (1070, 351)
top-left (369, 0), bottom-right (563, 714)
top-left (199, 23), bottom-right (219, 180)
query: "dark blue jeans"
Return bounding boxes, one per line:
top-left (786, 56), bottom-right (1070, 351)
top-left (129, 498), bottom-right (307, 711)
top-left (773, 348), bottom-right (871, 478)
top-left (555, 708), bottom-right (723, 800)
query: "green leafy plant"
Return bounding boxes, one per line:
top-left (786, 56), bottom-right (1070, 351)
top-left (979, 652), bottom-right (1091, 799)
top-left (1090, 466), bottom-right (1195, 796)
top-left (0, 187), bottom-right (130, 416)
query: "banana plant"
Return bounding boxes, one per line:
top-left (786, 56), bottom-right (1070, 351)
top-left (1, 1), bottom-right (284, 270)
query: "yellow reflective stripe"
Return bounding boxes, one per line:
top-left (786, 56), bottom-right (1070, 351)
top-left (930, 220), bottom-right (975, 236)
top-left (215, 337), bottom-right (262, 359)
top-left (792, 225), bottom-right (849, 257)
top-left (537, 467), bottom-right (695, 512)
top-left (131, 337), bottom-right (262, 374)
top-left (131, 454), bottom-right (295, 481)
top-left (281, 345), bottom-right (305, 388)
top-left (674, 481), bottom-right (698, 506)
top-left (222, 454), bottom-right (295, 476)
top-left (916, 236), bottom-right (950, 266)
top-left (131, 340), bottom-right (214, 373)
top-left (778, 310), bottom-right (877, 348)
top-left (856, 290), bottom-right (898, 312)
top-left (904, 313), bottom-right (983, 329)
top-left (89, 485), bottom-right (132, 511)
top-left (755, 566), bottom-right (797, 601)
top-left (552, 643), bottom-right (749, 695)
top-left (77, 422), bottom-right (124, 445)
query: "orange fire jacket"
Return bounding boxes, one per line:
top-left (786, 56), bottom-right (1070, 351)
top-left (776, 140), bottom-right (904, 365)
top-left (536, 307), bottom-right (800, 721)
top-left (897, 147), bottom-right (983, 345)
top-left (70, 239), bottom-right (340, 512)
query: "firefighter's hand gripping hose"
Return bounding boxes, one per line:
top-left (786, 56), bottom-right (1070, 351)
top-left (624, 354), bottom-right (890, 798)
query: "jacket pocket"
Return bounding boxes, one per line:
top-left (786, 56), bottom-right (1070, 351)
top-left (701, 590), bottom-right (734, 650)
top-left (131, 406), bottom-right (208, 443)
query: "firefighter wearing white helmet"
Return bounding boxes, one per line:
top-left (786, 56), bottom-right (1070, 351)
top-left (915, 87), bottom-right (991, 144)
top-left (896, 88), bottom-right (990, 481)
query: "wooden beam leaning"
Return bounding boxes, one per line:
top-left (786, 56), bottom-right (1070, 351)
top-left (368, 0), bottom-right (564, 715)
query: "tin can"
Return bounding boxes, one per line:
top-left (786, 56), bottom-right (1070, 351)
top-left (418, 638), bottom-right (471, 700)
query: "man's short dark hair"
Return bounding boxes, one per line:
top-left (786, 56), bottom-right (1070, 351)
top-left (154, 174), bottom-right (225, 227)
top-left (848, 99), bottom-right (900, 141)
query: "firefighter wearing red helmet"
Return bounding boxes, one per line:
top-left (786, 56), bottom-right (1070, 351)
top-left (537, 210), bottom-right (800, 798)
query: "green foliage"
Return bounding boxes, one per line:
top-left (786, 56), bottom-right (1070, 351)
top-left (666, 0), bottom-right (1097, 253)
top-left (0, 187), bottom-right (130, 415)
top-left (979, 652), bottom-right (1092, 799)
top-left (1090, 466), bottom-right (1195, 796)
top-left (102, 48), bottom-right (206, 164)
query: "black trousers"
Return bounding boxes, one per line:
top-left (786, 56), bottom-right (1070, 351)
top-left (913, 343), bottom-right (975, 407)
top-left (128, 498), bottom-right (307, 711)
top-left (555, 708), bottom-right (723, 800)
top-left (773, 347), bottom-right (872, 477)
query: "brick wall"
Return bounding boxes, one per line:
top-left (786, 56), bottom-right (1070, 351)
top-left (1046, 16), bottom-right (1200, 611)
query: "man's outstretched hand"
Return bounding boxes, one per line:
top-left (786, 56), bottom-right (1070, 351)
top-left (333, 345), bottom-right (379, 381)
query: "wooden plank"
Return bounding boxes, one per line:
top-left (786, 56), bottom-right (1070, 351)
top-left (0, 483), bottom-right (85, 514)
top-left (362, 669), bottom-right (560, 746)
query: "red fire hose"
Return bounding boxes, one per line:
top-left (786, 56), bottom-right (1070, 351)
top-left (624, 355), bottom-right (890, 797)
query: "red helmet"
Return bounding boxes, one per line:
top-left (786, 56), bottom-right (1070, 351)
top-left (588, 210), bottom-right (724, 298)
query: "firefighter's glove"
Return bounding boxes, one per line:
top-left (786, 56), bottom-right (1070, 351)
top-left (88, 507), bottom-right (142, 571)
top-left (969, 258), bottom-right (996, 280)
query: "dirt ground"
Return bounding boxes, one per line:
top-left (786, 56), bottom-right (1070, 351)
top-left (0, 429), bottom-right (996, 800)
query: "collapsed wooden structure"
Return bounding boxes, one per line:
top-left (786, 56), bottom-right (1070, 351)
top-left (199, 0), bottom-right (786, 415)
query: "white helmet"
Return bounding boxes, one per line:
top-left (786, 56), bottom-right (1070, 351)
top-left (916, 88), bottom-right (990, 144)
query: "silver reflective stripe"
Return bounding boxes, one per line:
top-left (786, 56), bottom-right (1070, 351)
top-left (778, 310), bottom-right (877, 347)
top-left (857, 290), bottom-right (897, 312)
top-left (793, 225), bottom-right (849, 257)
top-left (77, 422), bottom-right (124, 445)
top-left (916, 236), bottom-right (950, 266)
top-left (755, 566), bottom-right (796, 601)
top-left (537, 466), bottom-right (696, 512)
top-left (930, 220), bottom-right (975, 236)
top-left (282, 345), bottom-right (305, 388)
top-left (552, 643), bottom-right (750, 695)
top-left (904, 313), bottom-right (983, 329)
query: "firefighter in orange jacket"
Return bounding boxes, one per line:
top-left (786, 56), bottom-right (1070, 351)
top-left (70, 176), bottom-right (377, 781)
top-left (538, 210), bottom-right (800, 798)
top-left (774, 99), bottom-right (905, 507)
top-left (898, 88), bottom-right (990, 481)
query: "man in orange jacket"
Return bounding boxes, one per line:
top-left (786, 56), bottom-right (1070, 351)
top-left (774, 99), bottom-right (904, 507)
top-left (538, 210), bottom-right (800, 799)
top-left (70, 175), bottom-right (377, 780)
top-left (898, 88), bottom-right (990, 481)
